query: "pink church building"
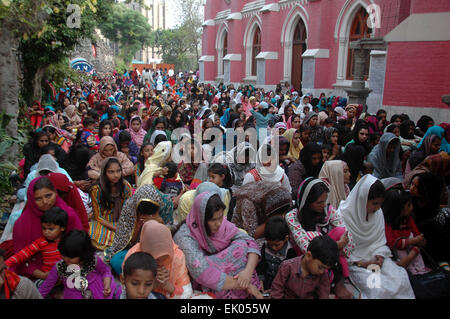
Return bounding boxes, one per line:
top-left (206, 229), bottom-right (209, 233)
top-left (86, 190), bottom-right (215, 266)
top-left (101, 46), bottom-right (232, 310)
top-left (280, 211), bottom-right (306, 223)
top-left (199, 0), bottom-right (450, 121)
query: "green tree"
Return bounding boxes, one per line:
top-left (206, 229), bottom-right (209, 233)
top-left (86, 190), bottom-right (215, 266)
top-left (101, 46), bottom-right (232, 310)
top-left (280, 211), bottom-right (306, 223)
top-left (20, 0), bottom-right (114, 104)
top-left (100, 3), bottom-right (153, 66)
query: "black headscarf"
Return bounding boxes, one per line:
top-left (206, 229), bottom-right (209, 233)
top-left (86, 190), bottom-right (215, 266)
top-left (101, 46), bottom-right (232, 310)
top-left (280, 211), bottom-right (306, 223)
top-left (299, 143), bottom-right (323, 179)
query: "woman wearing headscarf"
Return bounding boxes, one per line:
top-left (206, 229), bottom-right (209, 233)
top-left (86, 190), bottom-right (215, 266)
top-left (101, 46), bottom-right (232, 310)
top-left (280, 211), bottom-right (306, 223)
top-left (367, 132), bottom-right (403, 179)
top-left (284, 177), bottom-right (354, 298)
top-left (415, 115), bottom-right (434, 137)
top-left (406, 133), bottom-right (442, 173)
top-left (295, 95), bottom-right (312, 115)
top-left (282, 128), bottom-right (302, 160)
top-left (87, 136), bottom-right (135, 181)
top-left (173, 192), bottom-right (263, 299)
top-left (403, 152), bottom-right (450, 189)
top-left (287, 143), bottom-right (323, 200)
top-left (338, 174), bottom-right (415, 299)
top-left (213, 142), bottom-right (256, 193)
top-left (242, 143), bottom-right (291, 192)
top-left (318, 160), bottom-right (351, 209)
top-left (126, 115), bottom-right (147, 149)
top-left (104, 184), bottom-right (173, 273)
top-left (399, 119), bottom-right (421, 152)
top-left (123, 220), bottom-right (192, 299)
top-left (89, 157), bottom-right (133, 251)
top-left (232, 181), bottom-right (292, 245)
top-left (12, 176), bottom-right (83, 279)
top-left (47, 172), bottom-right (90, 233)
top-left (418, 125), bottom-right (450, 153)
top-left (303, 112), bottom-right (325, 144)
top-left (173, 181), bottom-right (231, 226)
top-left (63, 104), bottom-right (82, 130)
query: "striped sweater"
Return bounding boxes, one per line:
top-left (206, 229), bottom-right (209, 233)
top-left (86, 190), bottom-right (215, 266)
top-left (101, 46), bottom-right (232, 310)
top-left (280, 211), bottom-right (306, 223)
top-left (6, 236), bottom-right (61, 272)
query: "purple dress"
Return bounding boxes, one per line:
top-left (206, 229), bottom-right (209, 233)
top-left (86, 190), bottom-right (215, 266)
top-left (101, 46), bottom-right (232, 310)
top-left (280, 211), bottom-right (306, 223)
top-left (39, 256), bottom-right (121, 299)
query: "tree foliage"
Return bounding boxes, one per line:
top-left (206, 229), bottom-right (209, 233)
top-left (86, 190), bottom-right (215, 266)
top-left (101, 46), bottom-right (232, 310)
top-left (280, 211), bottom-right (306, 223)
top-left (99, 3), bottom-right (153, 65)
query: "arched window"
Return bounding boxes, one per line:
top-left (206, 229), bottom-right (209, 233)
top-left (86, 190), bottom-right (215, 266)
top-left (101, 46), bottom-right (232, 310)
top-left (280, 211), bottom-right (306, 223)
top-left (291, 19), bottom-right (307, 91)
top-left (251, 26), bottom-right (261, 76)
top-left (346, 7), bottom-right (371, 80)
top-left (222, 32), bottom-right (228, 75)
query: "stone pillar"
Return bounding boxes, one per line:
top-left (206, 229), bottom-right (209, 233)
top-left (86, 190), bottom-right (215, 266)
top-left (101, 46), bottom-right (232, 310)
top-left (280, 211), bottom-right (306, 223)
top-left (344, 38), bottom-right (386, 111)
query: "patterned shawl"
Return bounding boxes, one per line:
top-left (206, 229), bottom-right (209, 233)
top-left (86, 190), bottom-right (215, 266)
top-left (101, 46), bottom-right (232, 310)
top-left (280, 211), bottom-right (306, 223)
top-left (126, 115), bottom-right (147, 148)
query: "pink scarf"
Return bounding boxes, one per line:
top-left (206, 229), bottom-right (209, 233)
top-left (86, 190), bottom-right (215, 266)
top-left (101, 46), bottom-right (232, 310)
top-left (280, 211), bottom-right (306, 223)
top-left (186, 192), bottom-right (238, 254)
top-left (12, 176), bottom-right (83, 277)
top-left (126, 115), bottom-right (147, 148)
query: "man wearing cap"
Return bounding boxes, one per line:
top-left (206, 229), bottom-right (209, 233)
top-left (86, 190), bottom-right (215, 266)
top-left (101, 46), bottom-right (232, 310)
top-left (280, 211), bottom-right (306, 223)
top-left (250, 101), bottom-right (275, 142)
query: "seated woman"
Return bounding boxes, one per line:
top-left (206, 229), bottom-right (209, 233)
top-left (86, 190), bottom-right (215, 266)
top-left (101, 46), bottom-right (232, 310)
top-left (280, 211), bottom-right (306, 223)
top-left (318, 160), bottom-right (351, 209)
top-left (287, 143), bottom-right (323, 200)
top-left (232, 180), bottom-right (292, 246)
top-left (408, 172), bottom-right (450, 264)
top-left (338, 175), bottom-right (415, 298)
top-left (61, 144), bottom-right (92, 193)
top-left (173, 192), bottom-right (263, 299)
top-left (104, 184), bottom-right (173, 274)
top-left (285, 177), bottom-right (354, 299)
top-left (12, 176), bottom-right (83, 280)
top-left (282, 128), bottom-right (302, 161)
top-left (406, 133), bottom-right (442, 173)
top-left (123, 220), bottom-right (192, 299)
top-left (89, 158), bottom-right (133, 251)
top-left (367, 133), bottom-right (403, 179)
top-left (242, 143), bottom-right (291, 193)
top-left (87, 136), bottom-right (135, 182)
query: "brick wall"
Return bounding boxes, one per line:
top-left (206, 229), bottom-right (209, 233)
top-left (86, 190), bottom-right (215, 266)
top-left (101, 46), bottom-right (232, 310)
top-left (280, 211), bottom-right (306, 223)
top-left (383, 41), bottom-right (450, 108)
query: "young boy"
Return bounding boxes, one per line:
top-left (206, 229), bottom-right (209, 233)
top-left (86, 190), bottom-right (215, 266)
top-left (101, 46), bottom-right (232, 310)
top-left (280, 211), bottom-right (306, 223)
top-left (5, 207), bottom-right (68, 281)
top-left (119, 251), bottom-right (166, 299)
top-left (153, 161), bottom-right (184, 200)
top-left (257, 216), bottom-right (297, 292)
top-left (270, 235), bottom-right (339, 299)
top-left (80, 117), bottom-right (100, 151)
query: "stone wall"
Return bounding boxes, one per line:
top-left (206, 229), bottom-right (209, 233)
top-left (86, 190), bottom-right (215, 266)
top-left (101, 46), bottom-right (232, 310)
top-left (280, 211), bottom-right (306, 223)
top-left (69, 34), bottom-right (115, 75)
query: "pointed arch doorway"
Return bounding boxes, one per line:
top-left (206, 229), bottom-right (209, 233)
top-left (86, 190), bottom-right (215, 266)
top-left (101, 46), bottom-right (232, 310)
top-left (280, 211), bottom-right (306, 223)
top-left (291, 19), bottom-right (307, 92)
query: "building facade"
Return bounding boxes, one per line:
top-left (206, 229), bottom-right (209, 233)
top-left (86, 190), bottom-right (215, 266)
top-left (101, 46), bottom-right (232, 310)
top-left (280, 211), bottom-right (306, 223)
top-left (128, 0), bottom-right (169, 63)
top-left (199, 0), bottom-right (450, 121)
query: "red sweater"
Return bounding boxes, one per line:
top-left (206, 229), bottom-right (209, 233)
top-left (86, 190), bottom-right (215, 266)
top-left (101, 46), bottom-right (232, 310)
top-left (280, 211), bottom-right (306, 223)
top-left (5, 236), bottom-right (61, 273)
top-left (385, 217), bottom-right (421, 250)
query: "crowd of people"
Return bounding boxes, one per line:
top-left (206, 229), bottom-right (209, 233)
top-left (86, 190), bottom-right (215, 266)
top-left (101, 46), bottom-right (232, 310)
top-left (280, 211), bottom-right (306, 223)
top-left (0, 67), bottom-right (449, 300)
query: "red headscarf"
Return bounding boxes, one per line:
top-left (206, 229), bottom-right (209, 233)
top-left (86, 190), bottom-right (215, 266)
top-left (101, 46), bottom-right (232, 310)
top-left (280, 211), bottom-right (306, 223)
top-left (47, 172), bottom-right (90, 232)
top-left (12, 176), bottom-right (83, 278)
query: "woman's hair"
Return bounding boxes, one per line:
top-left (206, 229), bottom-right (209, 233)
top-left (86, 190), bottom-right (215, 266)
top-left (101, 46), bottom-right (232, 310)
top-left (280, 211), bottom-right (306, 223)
top-left (100, 158), bottom-right (126, 209)
top-left (412, 172), bottom-right (445, 212)
top-left (83, 117), bottom-right (96, 128)
top-left (58, 230), bottom-right (96, 263)
top-left (43, 126), bottom-right (57, 135)
top-left (32, 131), bottom-right (50, 149)
top-left (170, 109), bottom-right (186, 129)
top-left (416, 115), bottom-right (434, 132)
top-left (137, 142), bottom-right (153, 172)
top-left (297, 181), bottom-right (329, 231)
top-left (152, 117), bottom-right (168, 130)
top-left (367, 180), bottom-right (386, 200)
top-left (40, 207), bottom-right (68, 228)
top-left (33, 176), bottom-right (56, 192)
top-left (99, 119), bottom-right (113, 138)
top-left (123, 251), bottom-right (158, 278)
top-left (106, 107), bottom-right (118, 118)
top-left (264, 215), bottom-right (289, 241)
top-left (399, 120), bottom-right (415, 139)
top-left (208, 163), bottom-right (233, 188)
top-left (126, 106), bottom-right (138, 121)
top-left (204, 194), bottom-right (226, 236)
top-left (385, 123), bottom-right (399, 134)
top-left (136, 200), bottom-right (160, 216)
top-left (382, 189), bottom-right (412, 230)
top-left (390, 114), bottom-right (402, 124)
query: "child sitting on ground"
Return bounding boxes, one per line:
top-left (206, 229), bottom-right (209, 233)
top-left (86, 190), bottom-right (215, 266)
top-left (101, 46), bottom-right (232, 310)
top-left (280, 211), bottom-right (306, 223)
top-left (382, 189), bottom-right (430, 275)
top-left (5, 208), bottom-right (68, 282)
top-left (38, 230), bottom-right (121, 299)
top-left (119, 251), bottom-right (166, 299)
top-left (256, 216), bottom-right (297, 292)
top-left (270, 235), bottom-right (339, 299)
top-left (153, 161), bottom-right (184, 200)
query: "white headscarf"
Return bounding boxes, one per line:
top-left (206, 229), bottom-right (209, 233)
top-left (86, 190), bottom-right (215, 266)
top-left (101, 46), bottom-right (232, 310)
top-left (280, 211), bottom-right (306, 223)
top-left (318, 160), bottom-right (350, 209)
top-left (337, 174), bottom-right (392, 262)
top-left (278, 100), bottom-right (291, 115)
top-left (255, 143), bottom-right (285, 183)
top-left (234, 92), bottom-right (243, 105)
